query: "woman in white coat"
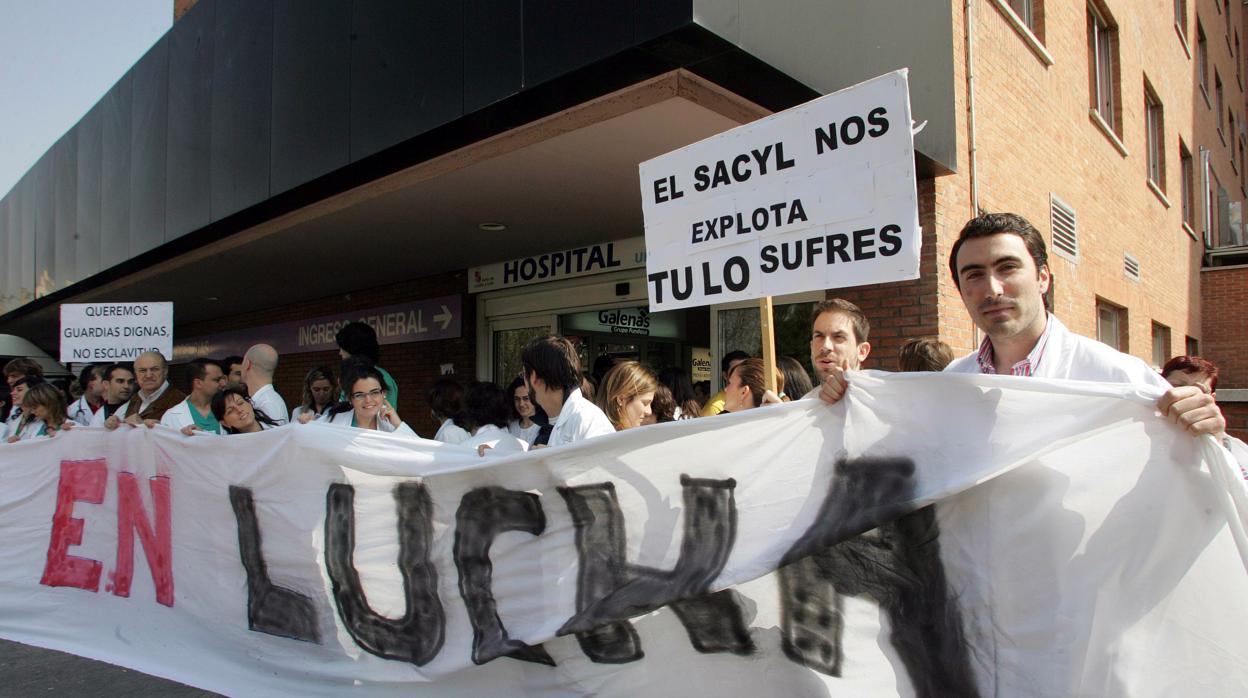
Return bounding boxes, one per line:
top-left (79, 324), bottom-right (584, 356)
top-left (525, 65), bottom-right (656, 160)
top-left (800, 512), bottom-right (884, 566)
top-left (211, 384), bottom-right (282, 434)
top-left (324, 365), bottom-right (417, 437)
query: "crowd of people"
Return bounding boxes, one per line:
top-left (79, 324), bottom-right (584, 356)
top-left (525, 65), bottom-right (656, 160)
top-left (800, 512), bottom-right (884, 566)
top-left (0, 213), bottom-right (1241, 466)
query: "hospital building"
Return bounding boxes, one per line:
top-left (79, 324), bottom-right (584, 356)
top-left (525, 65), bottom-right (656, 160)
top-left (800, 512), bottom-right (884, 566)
top-left (0, 0), bottom-right (1245, 437)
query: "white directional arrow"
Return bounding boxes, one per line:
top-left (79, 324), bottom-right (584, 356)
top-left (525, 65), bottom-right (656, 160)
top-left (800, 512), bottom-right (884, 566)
top-left (433, 305), bottom-right (453, 330)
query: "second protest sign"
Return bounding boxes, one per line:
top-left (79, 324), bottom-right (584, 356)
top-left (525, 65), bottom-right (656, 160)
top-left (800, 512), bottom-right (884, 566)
top-left (639, 70), bottom-right (921, 311)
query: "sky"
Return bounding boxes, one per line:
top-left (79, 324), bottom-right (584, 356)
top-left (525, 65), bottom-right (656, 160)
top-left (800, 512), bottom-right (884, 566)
top-left (0, 0), bottom-right (171, 198)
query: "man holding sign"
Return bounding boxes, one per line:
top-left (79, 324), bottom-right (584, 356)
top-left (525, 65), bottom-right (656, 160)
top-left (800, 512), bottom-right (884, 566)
top-left (808, 298), bottom-right (872, 402)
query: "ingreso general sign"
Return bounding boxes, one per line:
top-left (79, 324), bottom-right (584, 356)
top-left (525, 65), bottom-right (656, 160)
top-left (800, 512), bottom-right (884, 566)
top-left (60, 302), bottom-right (173, 362)
top-left (639, 70), bottom-right (920, 311)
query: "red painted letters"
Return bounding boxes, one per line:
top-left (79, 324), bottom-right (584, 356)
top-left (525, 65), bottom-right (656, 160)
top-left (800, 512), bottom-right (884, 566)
top-left (113, 473), bottom-right (174, 607)
top-left (40, 459), bottom-right (107, 591)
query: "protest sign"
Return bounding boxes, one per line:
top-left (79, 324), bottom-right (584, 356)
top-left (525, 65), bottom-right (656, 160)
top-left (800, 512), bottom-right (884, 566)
top-left (639, 71), bottom-right (920, 311)
top-left (0, 372), bottom-right (1245, 696)
top-left (60, 302), bottom-right (173, 362)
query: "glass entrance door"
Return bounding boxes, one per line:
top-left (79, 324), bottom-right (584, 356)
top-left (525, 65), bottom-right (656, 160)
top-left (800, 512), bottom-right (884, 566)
top-left (564, 332), bottom-right (685, 381)
top-left (490, 314), bottom-right (555, 384)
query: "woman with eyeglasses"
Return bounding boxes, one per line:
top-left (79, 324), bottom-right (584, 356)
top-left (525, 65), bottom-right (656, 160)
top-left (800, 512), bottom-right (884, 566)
top-left (323, 364), bottom-right (416, 436)
top-left (506, 376), bottom-right (541, 446)
top-left (211, 384), bottom-right (281, 434)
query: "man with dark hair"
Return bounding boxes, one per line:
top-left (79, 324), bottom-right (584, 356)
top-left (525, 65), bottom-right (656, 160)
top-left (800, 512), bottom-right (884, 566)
top-left (336, 321), bottom-right (398, 406)
top-left (107, 351), bottom-right (185, 428)
top-left (521, 335), bottom-right (613, 447)
top-left (241, 344), bottom-right (289, 425)
top-left (810, 298), bottom-right (873, 402)
top-left (428, 377), bottom-right (470, 444)
top-left (160, 358), bottom-right (226, 434)
top-left (700, 349), bottom-right (753, 416)
top-left (462, 381), bottom-right (529, 455)
top-left (67, 363), bottom-right (107, 426)
top-left (4, 357), bottom-right (43, 386)
top-left (945, 212), bottom-right (1225, 437)
top-left (89, 364), bottom-right (135, 427)
top-left (222, 355), bottom-right (244, 385)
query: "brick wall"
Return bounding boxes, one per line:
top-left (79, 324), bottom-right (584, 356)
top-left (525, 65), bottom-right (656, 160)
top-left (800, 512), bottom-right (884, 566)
top-left (1200, 265), bottom-right (1248, 389)
top-left (932, 0), bottom-right (1229, 363)
top-left (1223, 403), bottom-right (1248, 441)
top-left (175, 270), bottom-right (474, 438)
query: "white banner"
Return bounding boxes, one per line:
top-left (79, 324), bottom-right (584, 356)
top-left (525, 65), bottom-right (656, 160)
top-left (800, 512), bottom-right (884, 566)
top-left (0, 372), bottom-right (1246, 696)
top-left (639, 71), bottom-right (920, 311)
top-left (60, 302), bottom-right (174, 362)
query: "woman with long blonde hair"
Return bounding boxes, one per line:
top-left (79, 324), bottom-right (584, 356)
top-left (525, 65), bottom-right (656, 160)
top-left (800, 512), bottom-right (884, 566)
top-left (595, 361), bottom-right (658, 431)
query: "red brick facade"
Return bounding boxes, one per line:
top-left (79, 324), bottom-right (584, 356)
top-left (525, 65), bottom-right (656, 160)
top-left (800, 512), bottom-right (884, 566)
top-left (1201, 266), bottom-right (1248, 388)
top-left (1201, 265), bottom-right (1248, 440)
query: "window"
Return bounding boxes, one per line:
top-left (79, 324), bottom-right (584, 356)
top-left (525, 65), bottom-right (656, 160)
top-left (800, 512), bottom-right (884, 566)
top-left (1226, 1), bottom-right (1233, 50)
top-left (1174, 0), bottom-right (1187, 38)
top-left (1186, 336), bottom-right (1199, 356)
top-left (1151, 323), bottom-right (1171, 369)
top-left (1008, 0), bottom-right (1035, 32)
top-left (1088, 3), bottom-right (1119, 133)
top-left (1237, 32), bottom-right (1242, 86)
top-left (1145, 83), bottom-right (1165, 188)
top-left (1180, 141), bottom-right (1194, 227)
top-left (1241, 137), bottom-right (1246, 193)
top-left (1096, 300), bottom-right (1127, 351)
top-left (1199, 21), bottom-right (1209, 96)
top-left (1216, 72), bottom-right (1224, 140)
top-left (1211, 168), bottom-right (1232, 245)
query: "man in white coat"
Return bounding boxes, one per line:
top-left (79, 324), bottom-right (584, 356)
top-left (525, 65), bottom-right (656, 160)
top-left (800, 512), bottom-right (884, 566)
top-left (241, 344), bottom-right (289, 425)
top-left (160, 358), bottom-right (226, 434)
top-left (940, 212), bottom-right (1223, 436)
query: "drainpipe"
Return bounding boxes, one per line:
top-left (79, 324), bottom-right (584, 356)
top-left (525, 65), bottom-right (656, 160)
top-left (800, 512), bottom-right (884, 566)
top-left (965, 0), bottom-right (979, 217)
top-left (964, 0), bottom-right (982, 349)
top-left (1202, 145), bottom-right (1212, 250)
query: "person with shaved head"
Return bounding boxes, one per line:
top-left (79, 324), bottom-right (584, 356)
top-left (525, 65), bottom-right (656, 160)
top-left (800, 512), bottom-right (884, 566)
top-left (241, 344), bottom-right (289, 425)
top-left (105, 351), bottom-right (186, 429)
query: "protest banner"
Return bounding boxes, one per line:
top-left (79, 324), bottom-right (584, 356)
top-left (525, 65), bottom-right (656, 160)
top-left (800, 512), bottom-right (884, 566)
top-left (0, 372), bottom-right (1245, 696)
top-left (638, 71), bottom-right (920, 313)
top-left (59, 302), bottom-right (173, 362)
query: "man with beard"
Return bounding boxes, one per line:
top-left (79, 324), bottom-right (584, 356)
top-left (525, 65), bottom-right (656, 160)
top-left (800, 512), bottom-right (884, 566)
top-left (808, 298), bottom-right (872, 402)
top-left (89, 364), bottom-right (136, 427)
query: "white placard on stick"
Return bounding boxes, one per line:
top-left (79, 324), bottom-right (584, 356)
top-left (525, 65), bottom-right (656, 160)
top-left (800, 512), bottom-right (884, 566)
top-left (59, 302), bottom-right (174, 362)
top-left (639, 70), bottom-right (920, 311)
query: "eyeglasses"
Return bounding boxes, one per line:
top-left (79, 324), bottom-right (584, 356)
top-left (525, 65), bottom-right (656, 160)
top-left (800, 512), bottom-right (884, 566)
top-left (351, 388), bottom-right (385, 401)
